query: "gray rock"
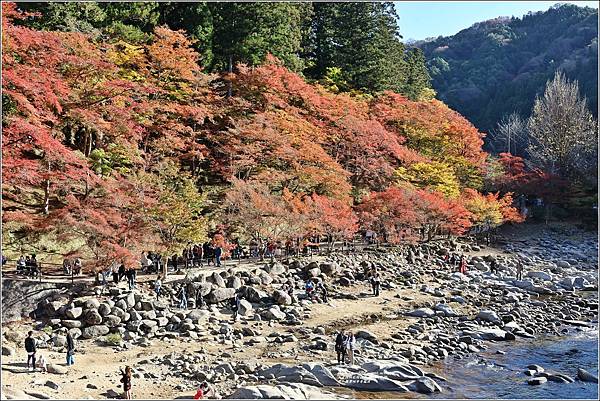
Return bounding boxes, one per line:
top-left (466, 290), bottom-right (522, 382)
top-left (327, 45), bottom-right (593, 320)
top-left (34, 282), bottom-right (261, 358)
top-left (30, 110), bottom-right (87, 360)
top-left (44, 380), bottom-right (60, 390)
top-left (355, 330), bottom-right (378, 344)
top-left (103, 315), bottom-right (121, 328)
top-left (301, 363), bottom-right (342, 386)
top-left (527, 377), bottom-right (547, 385)
top-left (239, 299), bottom-right (253, 316)
top-left (61, 320), bottom-right (83, 329)
top-left (83, 309), bottom-right (102, 325)
top-left (97, 303), bottom-right (111, 317)
top-left (261, 306), bottom-right (286, 320)
top-left (341, 373), bottom-right (410, 392)
top-left (406, 308), bottom-right (435, 318)
top-left (51, 335), bottom-right (67, 348)
top-left (273, 290), bottom-right (292, 306)
top-left (207, 288), bottom-right (236, 304)
top-left (1, 345), bottom-right (16, 356)
top-left (81, 325), bottom-right (110, 339)
top-left (239, 286), bottom-right (266, 303)
top-left (476, 310), bottom-right (501, 324)
top-left (408, 377), bottom-right (442, 394)
top-left (84, 298), bottom-right (100, 310)
top-left (65, 307), bottom-right (83, 319)
top-left (47, 364), bottom-right (68, 374)
top-left (227, 383), bottom-right (339, 399)
top-left (577, 368), bottom-right (598, 383)
top-left (434, 303), bottom-right (457, 317)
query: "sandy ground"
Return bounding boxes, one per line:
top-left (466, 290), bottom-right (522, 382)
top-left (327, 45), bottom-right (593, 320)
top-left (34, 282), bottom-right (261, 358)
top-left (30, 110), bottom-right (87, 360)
top-left (1, 223), bottom-right (593, 399)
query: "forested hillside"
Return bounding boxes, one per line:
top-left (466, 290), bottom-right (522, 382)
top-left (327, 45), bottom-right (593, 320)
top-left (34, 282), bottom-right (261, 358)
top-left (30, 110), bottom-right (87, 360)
top-left (2, 2), bottom-right (533, 266)
top-left (418, 3), bottom-right (598, 135)
top-left (15, 1), bottom-right (433, 100)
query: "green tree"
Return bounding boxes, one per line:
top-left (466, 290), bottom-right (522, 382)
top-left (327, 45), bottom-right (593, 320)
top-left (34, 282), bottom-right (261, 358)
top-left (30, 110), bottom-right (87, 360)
top-left (15, 1), bottom-right (106, 34)
top-left (209, 2), bottom-right (307, 72)
top-left (402, 48), bottom-right (432, 100)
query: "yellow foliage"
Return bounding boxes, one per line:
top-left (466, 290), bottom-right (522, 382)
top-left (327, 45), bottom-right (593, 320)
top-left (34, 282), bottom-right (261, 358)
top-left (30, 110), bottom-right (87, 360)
top-left (394, 161), bottom-right (461, 198)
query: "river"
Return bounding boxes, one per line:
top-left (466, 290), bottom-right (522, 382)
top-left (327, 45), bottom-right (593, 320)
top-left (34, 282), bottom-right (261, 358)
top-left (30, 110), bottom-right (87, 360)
top-left (427, 326), bottom-right (599, 399)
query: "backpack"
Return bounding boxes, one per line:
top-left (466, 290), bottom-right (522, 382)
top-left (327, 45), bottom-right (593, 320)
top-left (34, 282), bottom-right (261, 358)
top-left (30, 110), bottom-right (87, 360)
top-left (25, 337), bottom-right (36, 353)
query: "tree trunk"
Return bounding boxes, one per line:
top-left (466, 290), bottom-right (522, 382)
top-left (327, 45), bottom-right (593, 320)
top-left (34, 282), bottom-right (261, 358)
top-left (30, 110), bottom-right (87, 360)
top-left (227, 55), bottom-right (233, 98)
top-left (43, 161), bottom-right (51, 214)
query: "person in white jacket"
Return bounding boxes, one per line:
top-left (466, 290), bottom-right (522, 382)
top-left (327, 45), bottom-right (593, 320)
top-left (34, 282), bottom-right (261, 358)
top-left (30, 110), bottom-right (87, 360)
top-left (345, 332), bottom-right (356, 365)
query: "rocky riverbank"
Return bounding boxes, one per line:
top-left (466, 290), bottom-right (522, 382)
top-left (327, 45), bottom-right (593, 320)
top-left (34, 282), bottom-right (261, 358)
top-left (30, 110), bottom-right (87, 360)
top-left (1, 223), bottom-right (597, 399)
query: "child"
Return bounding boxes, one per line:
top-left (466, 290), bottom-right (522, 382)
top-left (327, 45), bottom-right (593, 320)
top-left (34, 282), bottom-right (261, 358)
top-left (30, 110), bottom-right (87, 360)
top-left (120, 366), bottom-right (132, 399)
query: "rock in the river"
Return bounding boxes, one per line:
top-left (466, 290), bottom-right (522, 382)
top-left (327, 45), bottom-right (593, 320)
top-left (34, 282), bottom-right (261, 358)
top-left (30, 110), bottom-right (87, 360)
top-left (407, 377), bottom-right (442, 394)
top-left (300, 363), bottom-right (342, 387)
top-left (577, 368), bottom-right (598, 383)
top-left (341, 373), bottom-right (410, 392)
top-left (527, 377), bottom-right (547, 385)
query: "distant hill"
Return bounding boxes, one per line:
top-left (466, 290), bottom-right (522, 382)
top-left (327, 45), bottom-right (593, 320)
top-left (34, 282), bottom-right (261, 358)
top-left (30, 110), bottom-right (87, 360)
top-left (417, 3), bottom-right (598, 136)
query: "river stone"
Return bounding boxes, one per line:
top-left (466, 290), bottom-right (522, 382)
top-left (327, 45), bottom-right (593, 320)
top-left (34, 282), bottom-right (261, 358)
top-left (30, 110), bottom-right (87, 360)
top-left (61, 320), bottom-right (82, 329)
top-left (238, 286), bottom-right (266, 303)
top-left (355, 330), bottom-right (378, 344)
top-left (227, 383), bottom-right (338, 399)
top-left (238, 299), bottom-right (253, 316)
top-left (65, 307), bottom-right (83, 319)
top-left (527, 271), bottom-right (552, 281)
top-left (102, 315), bottom-right (121, 328)
top-left (527, 377), bottom-right (547, 385)
top-left (84, 298), bottom-right (100, 310)
top-left (82, 325), bottom-right (109, 339)
top-left (407, 308), bottom-right (435, 318)
top-left (434, 303), bottom-right (457, 317)
top-left (206, 288), bottom-right (236, 304)
top-left (577, 368), bottom-right (598, 383)
top-left (47, 364), bottom-right (68, 374)
top-left (408, 376), bottom-right (442, 393)
top-left (83, 309), bottom-right (103, 325)
top-left (301, 363), bottom-right (342, 387)
top-left (476, 309), bottom-right (501, 323)
top-left (261, 306), bottom-right (286, 320)
top-left (467, 328), bottom-right (512, 341)
top-left (341, 373), bottom-right (410, 392)
top-left (97, 303), bottom-right (111, 317)
top-left (273, 290), bottom-right (292, 306)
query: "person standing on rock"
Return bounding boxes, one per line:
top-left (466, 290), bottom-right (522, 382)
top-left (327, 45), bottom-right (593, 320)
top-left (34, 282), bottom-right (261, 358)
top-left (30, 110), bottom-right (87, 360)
top-left (345, 332), bottom-right (356, 365)
top-left (516, 261), bottom-right (524, 280)
top-left (24, 331), bottom-right (37, 371)
top-left (120, 365), bottom-right (132, 399)
top-left (231, 292), bottom-right (241, 322)
top-left (370, 273), bottom-right (381, 297)
top-left (335, 331), bottom-right (346, 364)
top-left (154, 275), bottom-right (162, 300)
top-left (66, 331), bottom-right (75, 366)
top-left (178, 285), bottom-right (188, 309)
top-left (459, 255), bottom-right (467, 274)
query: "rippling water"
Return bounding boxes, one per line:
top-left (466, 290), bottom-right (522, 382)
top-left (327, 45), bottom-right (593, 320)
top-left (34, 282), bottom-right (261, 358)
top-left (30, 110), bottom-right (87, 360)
top-left (427, 327), bottom-right (599, 399)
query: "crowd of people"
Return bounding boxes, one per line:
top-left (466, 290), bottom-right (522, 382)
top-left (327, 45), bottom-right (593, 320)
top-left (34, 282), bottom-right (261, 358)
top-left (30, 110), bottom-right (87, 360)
top-left (15, 254), bottom-right (41, 278)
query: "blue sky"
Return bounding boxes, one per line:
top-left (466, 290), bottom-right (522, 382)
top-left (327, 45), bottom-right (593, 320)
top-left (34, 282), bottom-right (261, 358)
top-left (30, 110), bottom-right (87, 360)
top-left (394, 1), bottom-right (599, 41)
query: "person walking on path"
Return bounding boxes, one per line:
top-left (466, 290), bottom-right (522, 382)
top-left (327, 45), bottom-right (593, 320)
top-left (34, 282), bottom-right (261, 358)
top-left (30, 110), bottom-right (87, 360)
top-left (24, 331), bottom-right (37, 371)
top-left (120, 366), bottom-right (132, 399)
top-left (66, 331), bottom-right (75, 366)
top-left (154, 276), bottom-right (162, 300)
top-left (516, 261), bottom-right (524, 280)
top-left (345, 332), bottom-right (356, 365)
top-left (335, 331), bottom-right (346, 365)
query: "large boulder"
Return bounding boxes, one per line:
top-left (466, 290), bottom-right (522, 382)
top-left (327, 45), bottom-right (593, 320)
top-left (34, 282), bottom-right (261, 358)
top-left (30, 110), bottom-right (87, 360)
top-left (239, 286), bottom-right (267, 303)
top-left (340, 372), bottom-right (410, 392)
top-left (83, 309), bottom-right (103, 325)
top-left (407, 377), bottom-right (443, 394)
top-left (188, 309), bottom-right (210, 323)
top-left (273, 290), bottom-right (292, 306)
top-left (65, 307), bottom-right (83, 320)
top-left (227, 276), bottom-right (243, 289)
top-left (476, 310), bottom-right (501, 324)
top-left (266, 263), bottom-right (287, 275)
top-left (259, 364), bottom-right (323, 387)
top-left (102, 315), bottom-right (122, 328)
top-left (47, 364), bottom-right (68, 375)
top-left (206, 288), bottom-right (236, 304)
top-left (238, 300), bottom-right (253, 316)
top-left (467, 328), bottom-right (512, 341)
top-left (61, 320), bottom-right (83, 329)
top-left (527, 271), bottom-right (552, 281)
top-left (354, 330), bottom-right (378, 344)
top-left (84, 298), bottom-right (100, 310)
top-left (81, 325), bottom-right (110, 339)
top-left (300, 363), bottom-right (342, 387)
top-left (319, 263), bottom-right (340, 276)
top-left (406, 308), bottom-right (435, 318)
top-left (209, 272), bottom-right (226, 288)
top-left (227, 383), bottom-right (339, 400)
top-left (577, 368), bottom-right (598, 383)
top-left (261, 306), bottom-right (286, 320)
top-left (361, 360), bottom-right (421, 381)
top-left (434, 303), bottom-right (457, 317)
top-left (97, 303), bottom-right (112, 317)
